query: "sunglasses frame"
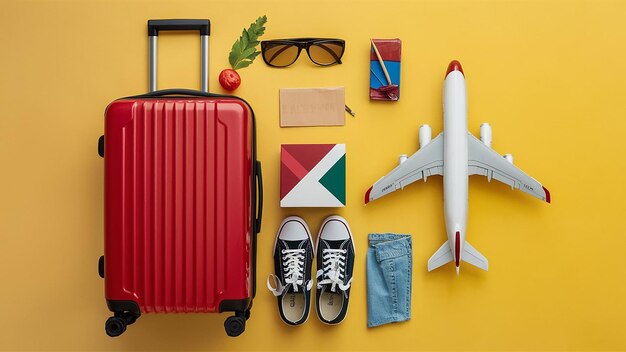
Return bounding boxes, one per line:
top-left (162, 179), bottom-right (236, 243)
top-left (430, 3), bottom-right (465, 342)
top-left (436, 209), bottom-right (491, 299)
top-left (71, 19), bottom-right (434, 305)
top-left (260, 38), bottom-right (345, 67)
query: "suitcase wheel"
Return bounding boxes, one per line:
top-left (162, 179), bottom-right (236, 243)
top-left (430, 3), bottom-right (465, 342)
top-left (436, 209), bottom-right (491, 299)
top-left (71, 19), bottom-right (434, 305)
top-left (119, 312), bottom-right (138, 325)
top-left (224, 314), bottom-right (246, 337)
top-left (105, 316), bottom-right (127, 337)
top-left (105, 312), bottom-right (138, 337)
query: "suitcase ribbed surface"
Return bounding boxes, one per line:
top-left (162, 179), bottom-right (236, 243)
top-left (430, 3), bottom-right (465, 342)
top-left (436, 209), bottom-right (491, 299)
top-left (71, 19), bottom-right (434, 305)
top-left (105, 99), bottom-right (252, 313)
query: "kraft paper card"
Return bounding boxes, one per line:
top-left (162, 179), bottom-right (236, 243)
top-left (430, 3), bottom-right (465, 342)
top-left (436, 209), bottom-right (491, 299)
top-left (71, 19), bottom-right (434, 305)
top-left (280, 87), bottom-right (345, 127)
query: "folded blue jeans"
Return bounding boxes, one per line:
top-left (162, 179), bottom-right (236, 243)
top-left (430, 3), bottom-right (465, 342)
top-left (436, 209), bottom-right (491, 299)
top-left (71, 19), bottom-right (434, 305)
top-left (367, 233), bottom-right (412, 328)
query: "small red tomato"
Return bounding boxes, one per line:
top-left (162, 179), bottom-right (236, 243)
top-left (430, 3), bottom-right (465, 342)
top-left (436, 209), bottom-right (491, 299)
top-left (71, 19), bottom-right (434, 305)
top-left (218, 69), bottom-right (241, 91)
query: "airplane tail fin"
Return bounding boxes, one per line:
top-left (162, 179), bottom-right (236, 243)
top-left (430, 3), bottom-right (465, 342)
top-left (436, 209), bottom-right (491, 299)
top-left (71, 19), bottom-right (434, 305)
top-left (462, 241), bottom-right (488, 271)
top-left (427, 240), bottom-right (489, 272)
top-left (428, 241), bottom-right (453, 271)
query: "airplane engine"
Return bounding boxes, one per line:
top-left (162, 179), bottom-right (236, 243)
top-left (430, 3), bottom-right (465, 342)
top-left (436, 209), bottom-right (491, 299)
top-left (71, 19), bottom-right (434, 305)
top-left (480, 123), bottom-right (492, 147)
top-left (398, 154), bottom-right (408, 165)
top-left (419, 124), bottom-right (432, 148)
top-left (504, 154), bottom-right (514, 164)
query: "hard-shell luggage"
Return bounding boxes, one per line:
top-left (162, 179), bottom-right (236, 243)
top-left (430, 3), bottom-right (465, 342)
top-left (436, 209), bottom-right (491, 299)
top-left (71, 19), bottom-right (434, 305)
top-left (98, 19), bottom-right (263, 337)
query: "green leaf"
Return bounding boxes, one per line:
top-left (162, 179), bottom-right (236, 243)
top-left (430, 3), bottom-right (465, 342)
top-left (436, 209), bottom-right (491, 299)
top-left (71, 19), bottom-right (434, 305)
top-left (228, 15), bottom-right (268, 70)
top-left (243, 47), bottom-right (256, 57)
top-left (241, 30), bottom-right (249, 49)
top-left (228, 49), bottom-right (239, 67)
top-left (233, 59), bottom-right (252, 70)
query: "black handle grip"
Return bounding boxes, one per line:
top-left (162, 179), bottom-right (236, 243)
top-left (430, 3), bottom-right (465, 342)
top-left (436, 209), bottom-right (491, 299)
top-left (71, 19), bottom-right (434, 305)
top-left (148, 19), bottom-right (210, 36)
top-left (254, 161), bottom-right (263, 234)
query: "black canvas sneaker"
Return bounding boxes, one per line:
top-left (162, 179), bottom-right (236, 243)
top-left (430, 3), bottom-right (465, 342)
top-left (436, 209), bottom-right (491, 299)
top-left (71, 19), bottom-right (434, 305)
top-left (315, 215), bottom-right (355, 325)
top-left (267, 216), bottom-right (314, 326)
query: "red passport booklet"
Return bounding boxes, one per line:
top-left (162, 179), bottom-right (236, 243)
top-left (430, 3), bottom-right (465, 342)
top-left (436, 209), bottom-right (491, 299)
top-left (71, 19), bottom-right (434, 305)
top-left (370, 39), bottom-right (402, 101)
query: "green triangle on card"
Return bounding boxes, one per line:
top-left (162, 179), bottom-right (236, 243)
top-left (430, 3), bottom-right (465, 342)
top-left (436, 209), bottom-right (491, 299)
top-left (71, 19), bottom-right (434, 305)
top-left (319, 155), bottom-right (346, 205)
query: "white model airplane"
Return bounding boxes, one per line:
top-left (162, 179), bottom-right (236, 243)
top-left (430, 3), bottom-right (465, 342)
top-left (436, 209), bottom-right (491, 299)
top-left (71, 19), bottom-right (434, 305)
top-left (364, 60), bottom-right (550, 275)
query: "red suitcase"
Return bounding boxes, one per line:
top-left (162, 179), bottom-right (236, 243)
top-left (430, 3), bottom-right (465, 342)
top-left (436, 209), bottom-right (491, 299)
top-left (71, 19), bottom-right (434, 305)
top-left (98, 19), bottom-right (263, 337)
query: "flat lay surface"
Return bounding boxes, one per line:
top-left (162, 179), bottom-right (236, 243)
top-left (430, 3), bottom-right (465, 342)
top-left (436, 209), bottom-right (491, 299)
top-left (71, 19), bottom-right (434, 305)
top-left (0, 0), bottom-right (625, 350)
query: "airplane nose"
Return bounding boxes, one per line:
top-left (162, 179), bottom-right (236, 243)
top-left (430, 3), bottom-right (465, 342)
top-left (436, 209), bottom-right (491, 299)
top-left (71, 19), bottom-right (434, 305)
top-left (446, 60), bottom-right (464, 77)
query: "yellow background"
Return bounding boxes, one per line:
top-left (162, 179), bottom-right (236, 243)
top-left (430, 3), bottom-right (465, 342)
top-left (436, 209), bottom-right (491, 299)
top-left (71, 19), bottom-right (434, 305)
top-left (0, 0), bottom-right (624, 350)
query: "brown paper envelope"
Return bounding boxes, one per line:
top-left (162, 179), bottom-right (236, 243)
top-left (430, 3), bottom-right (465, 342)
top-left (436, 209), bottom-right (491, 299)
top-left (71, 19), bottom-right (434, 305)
top-left (280, 87), bottom-right (345, 127)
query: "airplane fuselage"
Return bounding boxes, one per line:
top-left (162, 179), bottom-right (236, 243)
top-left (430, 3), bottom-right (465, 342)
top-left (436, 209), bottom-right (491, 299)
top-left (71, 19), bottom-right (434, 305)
top-left (443, 62), bottom-right (468, 273)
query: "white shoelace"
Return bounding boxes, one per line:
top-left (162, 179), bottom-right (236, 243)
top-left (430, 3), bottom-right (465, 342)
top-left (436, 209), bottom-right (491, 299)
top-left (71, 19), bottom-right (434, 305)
top-left (316, 248), bottom-right (352, 293)
top-left (267, 248), bottom-right (312, 296)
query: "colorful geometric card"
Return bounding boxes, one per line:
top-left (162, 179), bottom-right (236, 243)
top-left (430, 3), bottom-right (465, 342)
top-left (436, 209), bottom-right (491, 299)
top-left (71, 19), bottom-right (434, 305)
top-left (280, 144), bottom-right (346, 207)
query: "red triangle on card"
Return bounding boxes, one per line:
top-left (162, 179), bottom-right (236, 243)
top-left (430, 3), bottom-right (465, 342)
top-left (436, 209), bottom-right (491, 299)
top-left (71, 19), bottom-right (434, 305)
top-left (282, 144), bottom-right (335, 172)
top-left (280, 161), bottom-right (301, 200)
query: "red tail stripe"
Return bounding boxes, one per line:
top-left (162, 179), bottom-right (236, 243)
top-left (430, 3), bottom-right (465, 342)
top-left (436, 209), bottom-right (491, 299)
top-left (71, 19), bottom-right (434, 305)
top-left (455, 231), bottom-right (461, 267)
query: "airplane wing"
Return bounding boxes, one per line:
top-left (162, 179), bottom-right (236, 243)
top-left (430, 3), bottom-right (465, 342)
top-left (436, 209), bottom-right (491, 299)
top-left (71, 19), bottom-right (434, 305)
top-left (467, 133), bottom-right (550, 203)
top-left (365, 133), bottom-right (444, 203)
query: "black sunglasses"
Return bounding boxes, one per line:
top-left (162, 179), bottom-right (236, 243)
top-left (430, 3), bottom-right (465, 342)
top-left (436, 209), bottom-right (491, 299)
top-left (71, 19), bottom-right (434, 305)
top-left (261, 38), bottom-right (345, 67)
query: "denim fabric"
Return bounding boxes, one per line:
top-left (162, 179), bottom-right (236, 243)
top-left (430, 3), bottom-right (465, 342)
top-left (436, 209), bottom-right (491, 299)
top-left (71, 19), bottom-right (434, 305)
top-left (366, 233), bottom-right (412, 328)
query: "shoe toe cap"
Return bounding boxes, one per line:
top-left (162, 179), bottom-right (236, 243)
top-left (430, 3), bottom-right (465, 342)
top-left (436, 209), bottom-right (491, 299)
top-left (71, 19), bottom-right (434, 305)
top-left (320, 218), bottom-right (351, 241)
top-left (279, 218), bottom-right (310, 241)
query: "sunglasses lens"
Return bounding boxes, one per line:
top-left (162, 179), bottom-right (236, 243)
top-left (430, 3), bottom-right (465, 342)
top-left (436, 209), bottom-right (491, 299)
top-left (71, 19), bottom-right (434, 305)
top-left (263, 43), bottom-right (299, 67)
top-left (308, 42), bottom-right (344, 65)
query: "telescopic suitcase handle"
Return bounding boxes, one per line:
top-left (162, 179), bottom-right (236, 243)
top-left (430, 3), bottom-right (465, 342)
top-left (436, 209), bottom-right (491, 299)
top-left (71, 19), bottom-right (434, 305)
top-left (148, 19), bottom-right (211, 93)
